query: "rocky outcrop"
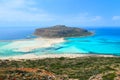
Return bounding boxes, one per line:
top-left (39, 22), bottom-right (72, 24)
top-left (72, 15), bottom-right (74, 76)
top-left (34, 25), bottom-right (92, 38)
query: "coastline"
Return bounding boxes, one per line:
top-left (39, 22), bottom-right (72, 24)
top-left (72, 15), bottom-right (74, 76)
top-left (0, 37), bottom-right (65, 53)
top-left (0, 30), bottom-right (119, 60)
top-left (0, 53), bottom-right (115, 60)
top-left (0, 34), bottom-right (118, 60)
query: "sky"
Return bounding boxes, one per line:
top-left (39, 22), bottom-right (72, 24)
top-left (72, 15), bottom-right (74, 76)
top-left (0, 0), bottom-right (120, 27)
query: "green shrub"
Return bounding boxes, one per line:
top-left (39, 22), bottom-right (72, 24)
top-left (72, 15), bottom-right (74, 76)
top-left (103, 73), bottom-right (116, 80)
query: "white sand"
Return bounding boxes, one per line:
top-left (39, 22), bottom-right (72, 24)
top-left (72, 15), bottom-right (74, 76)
top-left (0, 38), bottom-right (65, 52)
top-left (0, 37), bottom-right (115, 60)
top-left (0, 54), bottom-right (115, 60)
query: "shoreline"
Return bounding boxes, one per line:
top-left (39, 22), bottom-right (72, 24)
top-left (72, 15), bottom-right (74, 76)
top-left (0, 54), bottom-right (115, 60)
top-left (0, 32), bottom-right (118, 60)
top-left (0, 37), bottom-right (65, 53)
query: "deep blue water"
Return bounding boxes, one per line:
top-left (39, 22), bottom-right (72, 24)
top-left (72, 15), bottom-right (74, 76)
top-left (0, 27), bottom-right (120, 57)
top-left (0, 27), bottom-right (36, 40)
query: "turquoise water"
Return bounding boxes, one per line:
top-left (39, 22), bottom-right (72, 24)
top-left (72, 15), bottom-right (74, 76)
top-left (0, 27), bottom-right (120, 57)
top-left (0, 41), bottom-right (24, 56)
top-left (53, 28), bottom-right (120, 56)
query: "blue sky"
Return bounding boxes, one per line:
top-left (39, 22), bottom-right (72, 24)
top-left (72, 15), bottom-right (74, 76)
top-left (0, 0), bottom-right (120, 27)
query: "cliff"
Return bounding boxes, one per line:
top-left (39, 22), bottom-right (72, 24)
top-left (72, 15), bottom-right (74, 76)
top-left (34, 25), bottom-right (92, 38)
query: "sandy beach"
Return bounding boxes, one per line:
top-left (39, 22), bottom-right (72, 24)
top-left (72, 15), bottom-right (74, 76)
top-left (0, 37), bottom-right (65, 52)
top-left (0, 53), bottom-right (115, 60)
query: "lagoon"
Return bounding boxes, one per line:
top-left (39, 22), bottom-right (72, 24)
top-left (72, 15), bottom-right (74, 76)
top-left (0, 27), bottom-right (120, 57)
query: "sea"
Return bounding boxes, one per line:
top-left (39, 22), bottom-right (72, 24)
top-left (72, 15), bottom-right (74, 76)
top-left (0, 26), bottom-right (120, 57)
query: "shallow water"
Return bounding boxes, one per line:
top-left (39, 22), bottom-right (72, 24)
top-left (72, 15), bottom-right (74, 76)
top-left (0, 27), bottom-right (120, 57)
top-left (52, 27), bottom-right (120, 56)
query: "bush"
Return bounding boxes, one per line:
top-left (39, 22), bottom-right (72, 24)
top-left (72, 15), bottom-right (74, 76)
top-left (103, 73), bottom-right (116, 80)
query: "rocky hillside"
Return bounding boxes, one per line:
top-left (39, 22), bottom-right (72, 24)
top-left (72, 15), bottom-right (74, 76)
top-left (34, 25), bottom-right (92, 38)
top-left (1, 57), bottom-right (120, 80)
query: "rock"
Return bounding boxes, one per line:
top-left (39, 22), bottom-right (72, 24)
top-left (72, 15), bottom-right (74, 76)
top-left (34, 25), bottom-right (92, 38)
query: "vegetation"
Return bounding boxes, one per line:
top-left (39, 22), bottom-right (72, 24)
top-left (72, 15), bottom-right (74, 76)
top-left (103, 73), bottom-right (116, 80)
top-left (34, 25), bottom-right (92, 38)
top-left (0, 57), bottom-right (120, 80)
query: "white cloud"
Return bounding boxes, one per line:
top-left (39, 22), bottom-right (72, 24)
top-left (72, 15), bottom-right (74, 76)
top-left (0, 0), bottom-right (103, 26)
top-left (0, 0), bottom-right (54, 23)
top-left (112, 16), bottom-right (120, 20)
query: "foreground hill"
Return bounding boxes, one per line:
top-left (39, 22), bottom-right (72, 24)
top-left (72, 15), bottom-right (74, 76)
top-left (34, 25), bottom-right (92, 38)
top-left (0, 57), bottom-right (120, 80)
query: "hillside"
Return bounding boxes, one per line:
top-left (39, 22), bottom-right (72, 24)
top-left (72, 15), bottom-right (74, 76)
top-left (0, 57), bottom-right (120, 80)
top-left (34, 25), bottom-right (92, 38)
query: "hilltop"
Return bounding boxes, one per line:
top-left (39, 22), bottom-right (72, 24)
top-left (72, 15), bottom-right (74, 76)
top-left (34, 25), bottom-right (92, 38)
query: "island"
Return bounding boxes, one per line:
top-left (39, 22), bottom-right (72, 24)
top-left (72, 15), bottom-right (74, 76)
top-left (34, 25), bottom-right (92, 38)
